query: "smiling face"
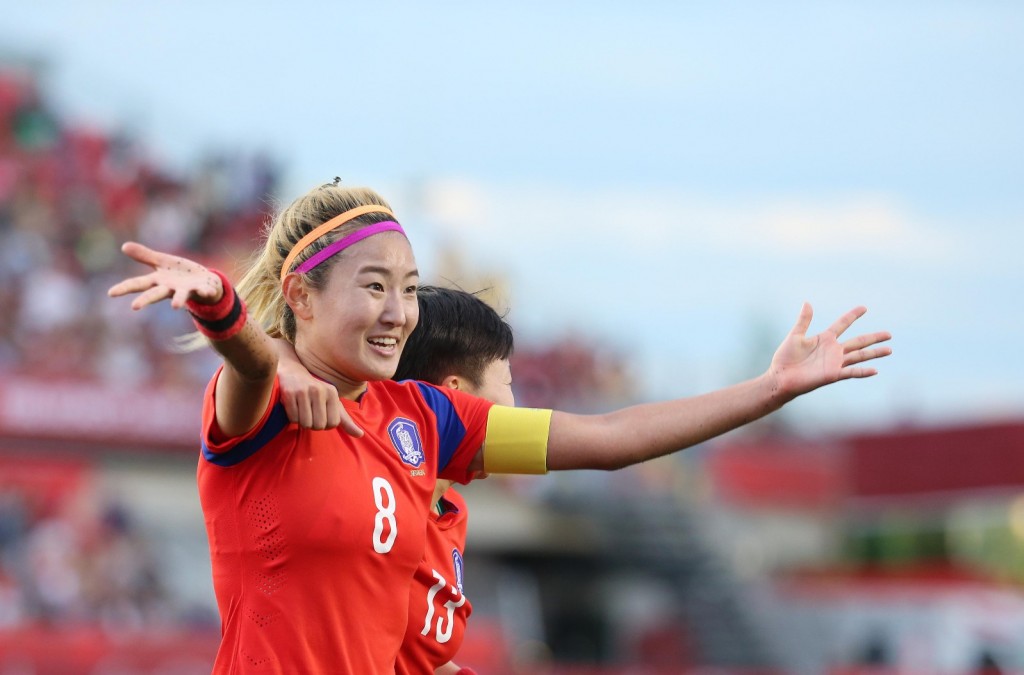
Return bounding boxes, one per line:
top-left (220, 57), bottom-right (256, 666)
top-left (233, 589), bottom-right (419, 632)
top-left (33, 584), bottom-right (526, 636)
top-left (292, 231), bottom-right (420, 398)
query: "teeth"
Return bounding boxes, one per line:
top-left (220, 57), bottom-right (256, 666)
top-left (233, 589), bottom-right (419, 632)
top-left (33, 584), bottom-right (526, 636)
top-left (369, 337), bottom-right (397, 347)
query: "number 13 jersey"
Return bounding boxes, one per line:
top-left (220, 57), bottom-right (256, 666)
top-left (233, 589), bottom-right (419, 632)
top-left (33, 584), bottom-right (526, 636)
top-left (395, 487), bottom-right (472, 674)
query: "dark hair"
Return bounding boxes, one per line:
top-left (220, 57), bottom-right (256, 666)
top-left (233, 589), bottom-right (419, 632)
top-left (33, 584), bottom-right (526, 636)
top-left (393, 286), bottom-right (514, 387)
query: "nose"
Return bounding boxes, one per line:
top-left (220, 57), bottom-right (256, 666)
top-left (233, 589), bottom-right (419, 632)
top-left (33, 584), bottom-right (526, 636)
top-left (381, 289), bottom-right (418, 330)
top-left (380, 291), bottom-right (407, 327)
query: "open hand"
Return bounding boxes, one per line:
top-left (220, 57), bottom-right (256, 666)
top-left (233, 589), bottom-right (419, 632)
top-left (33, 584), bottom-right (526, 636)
top-left (107, 242), bottom-right (222, 311)
top-left (769, 303), bottom-right (892, 399)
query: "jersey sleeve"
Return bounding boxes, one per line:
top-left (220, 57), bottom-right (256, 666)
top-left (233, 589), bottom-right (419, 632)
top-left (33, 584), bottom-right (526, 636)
top-left (200, 367), bottom-right (290, 467)
top-left (412, 383), bottom-right (494, 484)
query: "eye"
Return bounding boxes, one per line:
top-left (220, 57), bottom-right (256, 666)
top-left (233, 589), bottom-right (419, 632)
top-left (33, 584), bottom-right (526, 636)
top-left (404, 284), bottom-right (418, 295)
top-left (368, 282), bottom-right (385, 292)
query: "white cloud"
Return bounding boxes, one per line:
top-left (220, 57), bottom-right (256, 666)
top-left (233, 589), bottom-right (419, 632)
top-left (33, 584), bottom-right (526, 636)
top-left (750, 196), bottom-right (961, 262)
top-left (418, 179), bottom-right (965, 267)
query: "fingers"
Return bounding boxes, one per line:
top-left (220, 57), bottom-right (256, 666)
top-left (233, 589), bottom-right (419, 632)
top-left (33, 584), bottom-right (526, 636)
top-left (339, 415), bottom-right (365, 438)
top-left (120, 241), bottom-right (202, 278)
top-left (318, 392), bottom-right (364, 436)
top-left (843, 345), bottom-right (893, 367)
top-left (789, 302), bottom-right (814, 337)
top-left (325, 398), bottom-right (343, 430)
top-left (310, 389), bottom-right (335, 430)
top-left (842, 331), bottom-right (892, 352)
top-left (282, 392), bottom-right (301, 428)
top-left (130, 284), bottom-right (174, 311)
top-left (841, 328), bottom-right (893, 369)
top-left (107, 272), bottom-right (160, 298)
top-left (282, 388), bottom-right (320, 430)
top-left (838, 366), bottom-right (879, 380)
top-left (303, 390), bottom-right (325, 430)
top-left (280, 374), bottom-right (353, 433)
top-left (826, 305), bottom-right (868, 338)
top-left (297, 386), bottom-right (346, 431)
top-left (170, 286), bottom-right (195, 310)
top-left (120, 241), bottom-right (164, 267)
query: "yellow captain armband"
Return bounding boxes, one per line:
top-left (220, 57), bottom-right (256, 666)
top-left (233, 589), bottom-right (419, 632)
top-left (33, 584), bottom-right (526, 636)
top-left (482, 406), bottom-right (552, 475)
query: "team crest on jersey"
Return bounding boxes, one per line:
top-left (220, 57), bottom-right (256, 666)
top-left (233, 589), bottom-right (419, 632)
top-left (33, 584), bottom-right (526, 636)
top-left (451, 548), bottom-right (465, 593)
top-left (387, 418), bottom-right (424, 468)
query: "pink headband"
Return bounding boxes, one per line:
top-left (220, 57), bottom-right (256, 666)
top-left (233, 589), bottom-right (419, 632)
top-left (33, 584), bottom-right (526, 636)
top-left (291, 220), bottom-right (407, 277)
top-left (279, 204), bottom-right (401, 283)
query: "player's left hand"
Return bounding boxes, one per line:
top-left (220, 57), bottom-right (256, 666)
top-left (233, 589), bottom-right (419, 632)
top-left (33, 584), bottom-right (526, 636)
top-left (279, 362), bottom-right (344, 431)
top-left (769, 303), bottom-right (892, 399)
top-left (277, 351), bottom-right (363, 436)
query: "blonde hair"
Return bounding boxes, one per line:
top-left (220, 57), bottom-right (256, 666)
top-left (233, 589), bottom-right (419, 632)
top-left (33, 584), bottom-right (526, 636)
top-left (180, 183), bottom-right (394, 351)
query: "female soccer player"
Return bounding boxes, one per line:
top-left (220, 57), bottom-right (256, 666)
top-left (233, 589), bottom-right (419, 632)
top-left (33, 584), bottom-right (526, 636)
top-left (277, 285), bottom-right (512, 674)
top-left (108, 181), bottom-right (891, 673)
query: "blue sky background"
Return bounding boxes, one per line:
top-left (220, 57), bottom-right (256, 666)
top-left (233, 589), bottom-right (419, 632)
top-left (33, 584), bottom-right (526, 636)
top-left (3, 1), bottom-right (1021, 432)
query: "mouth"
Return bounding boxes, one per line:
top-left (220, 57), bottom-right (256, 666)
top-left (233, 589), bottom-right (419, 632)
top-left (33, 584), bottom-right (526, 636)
top-left (367, 336), bottom-right (400, 356)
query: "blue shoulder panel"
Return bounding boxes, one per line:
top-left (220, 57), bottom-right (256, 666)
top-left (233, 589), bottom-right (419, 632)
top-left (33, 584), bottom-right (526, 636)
top-left (414, 382), bottom-right (468, 473)
top-left (201, 403), bottom-right (290, 467)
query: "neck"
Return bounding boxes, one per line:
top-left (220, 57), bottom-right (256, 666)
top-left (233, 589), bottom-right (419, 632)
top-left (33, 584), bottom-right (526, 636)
top-left (292, 345), bottom-right (369, 401)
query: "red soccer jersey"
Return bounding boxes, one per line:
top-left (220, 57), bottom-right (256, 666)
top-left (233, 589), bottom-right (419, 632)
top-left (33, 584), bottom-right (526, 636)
top-left (197, 371), bottom-right (492, 674)
top-left (395, 488), bottom-right (472, 675)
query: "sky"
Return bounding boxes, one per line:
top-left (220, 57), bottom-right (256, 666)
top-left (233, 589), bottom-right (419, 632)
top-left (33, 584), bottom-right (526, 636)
top-left (3, 1), bottom-right (1022, 433)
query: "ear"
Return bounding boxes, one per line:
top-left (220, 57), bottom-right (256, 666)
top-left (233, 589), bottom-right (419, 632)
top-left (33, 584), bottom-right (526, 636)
top-left (282, 273), bottom-right (314, 321)
top-left (439, 375), bottom-right (461, 391)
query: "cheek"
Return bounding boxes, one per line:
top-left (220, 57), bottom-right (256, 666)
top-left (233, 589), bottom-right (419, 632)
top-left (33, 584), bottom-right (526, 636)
top-left (485, 384), bottom-right (515, 408)
top-left (406, 301), bottom-right (419, 332)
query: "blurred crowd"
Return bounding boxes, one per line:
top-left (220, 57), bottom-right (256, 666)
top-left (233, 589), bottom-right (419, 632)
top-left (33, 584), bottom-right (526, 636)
top-left (0, 481), bottom-right (212, 632)
top-left (0, 66), bottom-right (276, 389)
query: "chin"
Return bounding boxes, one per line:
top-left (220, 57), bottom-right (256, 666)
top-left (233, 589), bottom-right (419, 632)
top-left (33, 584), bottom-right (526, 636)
top-left (364, 362), bottom-right (400, 382)
top-left (351, 349), bottom-right (401, 383)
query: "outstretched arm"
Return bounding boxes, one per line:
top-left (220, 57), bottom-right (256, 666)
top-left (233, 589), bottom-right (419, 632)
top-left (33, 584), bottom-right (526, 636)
top-left (107, 241), bottom-right (277, 438)
top-left (545, 303), bottom-right (890, 470)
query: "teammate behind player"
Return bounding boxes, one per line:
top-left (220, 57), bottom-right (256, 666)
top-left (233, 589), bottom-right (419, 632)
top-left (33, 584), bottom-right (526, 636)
top-left (108, 180), bottom-right (892, 673)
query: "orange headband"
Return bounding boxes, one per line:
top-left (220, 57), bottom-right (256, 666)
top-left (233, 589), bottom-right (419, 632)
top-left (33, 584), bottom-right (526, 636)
top-left (279, 204), bottom-right (395, 283)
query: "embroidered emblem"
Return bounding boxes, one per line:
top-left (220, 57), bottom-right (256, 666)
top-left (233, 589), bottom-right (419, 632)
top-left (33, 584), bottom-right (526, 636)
top-left (452, 548), bottom-right (465, 593)
top-left (388, 418), bottom-right (424, 468)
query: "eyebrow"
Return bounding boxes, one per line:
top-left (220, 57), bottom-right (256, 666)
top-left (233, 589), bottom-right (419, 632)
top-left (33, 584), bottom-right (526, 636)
top-left (358, 265), bottom-right (420, 280)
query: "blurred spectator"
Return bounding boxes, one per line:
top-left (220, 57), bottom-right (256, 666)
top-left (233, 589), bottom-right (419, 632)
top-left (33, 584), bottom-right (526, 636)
top-left (0, 66), bottom-right (280, 390)
top-left (512, 334), bottom-right (635, 413)
top-left (0, 476), bottom-right (211, 633)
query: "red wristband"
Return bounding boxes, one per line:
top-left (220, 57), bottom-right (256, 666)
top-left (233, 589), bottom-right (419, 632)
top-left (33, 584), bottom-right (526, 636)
top-left (186, 269), bottom-right (247, 341)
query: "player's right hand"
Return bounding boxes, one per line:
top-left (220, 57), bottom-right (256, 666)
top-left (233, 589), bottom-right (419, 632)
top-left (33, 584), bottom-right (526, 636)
top-left (107, 241), bottom-right (222, 311)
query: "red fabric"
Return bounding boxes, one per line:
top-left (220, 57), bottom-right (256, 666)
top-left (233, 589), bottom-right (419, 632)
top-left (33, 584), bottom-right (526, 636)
top-left (198, 373), bottom-right (492, 674)
top-left (186, 269), bottom-right (247, 340)
top-left (395, 488), bottom-right (473, 674)
top-left (184, 269), bottom-right (235, 320)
